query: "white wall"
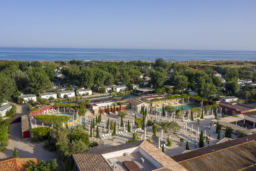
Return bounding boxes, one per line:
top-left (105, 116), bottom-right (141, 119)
top-left (40, 94), bottom-right (57, 99)
top-left (114, 87), bottom-right (126, 92)
top-left (139, 148), bottom-right (163, 169)
top-left (19, 96), bottom-right (37, 103)
top-left (105, 88), bottom-right (111, 93)
top-left (102, 147), bottom-right (139, 159)
top-left (58, 92), bottom-right (75, 98)
top-left (0, 106), bottom-right (12, 117)
top-left (77, 90), bottom-right (92, 96)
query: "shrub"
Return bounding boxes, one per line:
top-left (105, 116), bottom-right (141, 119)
top-left (89, 141), bottom-right (98, 148)
top-left (237, 129), bottom-right (247, 138)
top-left (147, 120), bottom-right (154, 126)
top-left (5, 104), bottom-right (17, 118)
top-left (18, 97), bottom-right (24, 104)
top-left (13, 147), bottom-right (17, 158)
top-left (49, 97), bottom-right (54, 101)
top-left (34, 115), bottom-right (70, 125)
top-left (30, 127), bottom-right (51, 137)
top-left (152, 125), bottom-right (158, 136)
top-left (167, 138), bottom-right (172, 146)
top-left (64, 94), bottom-right (68, 99)
top-left (73, 133), bottom-right (90, 146)
top-left (135, 118), bottom-right (142, 128)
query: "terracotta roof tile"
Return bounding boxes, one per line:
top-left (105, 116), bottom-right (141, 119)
top-left (72, 154), bottom-right (112, 171)
top-left (178, 141), bottom-right (256, 171)
top-left (172, 134), bottom-right (256, 162)
top-left (139, 141), bottom-right (187, 171)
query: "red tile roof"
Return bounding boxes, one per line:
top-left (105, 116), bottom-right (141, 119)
top-left (0, 157), bottom-right (38, 171)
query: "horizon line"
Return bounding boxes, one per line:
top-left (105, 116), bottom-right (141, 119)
top-left (0, 46), bottom-right (256, 52)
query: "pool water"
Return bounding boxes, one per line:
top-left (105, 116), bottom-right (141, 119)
top-left (156, 103), bottom-right (201, 112)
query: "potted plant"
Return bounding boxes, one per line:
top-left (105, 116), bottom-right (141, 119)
top-left (180, 138), bottom-right (184, 146)
top-left (197, 119), bottom-right (200, 125)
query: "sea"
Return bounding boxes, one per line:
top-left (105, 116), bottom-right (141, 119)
top-left (0, 47), bottom-right (255, 62)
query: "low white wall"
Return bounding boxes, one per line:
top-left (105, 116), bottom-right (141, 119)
top-left (102, 147), bottom-right (139, 159)
top-left (139, 148), bottom-right (163, 169)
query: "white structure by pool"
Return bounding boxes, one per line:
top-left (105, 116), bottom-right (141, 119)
top-left (39, 92), bottom-right (57, 99)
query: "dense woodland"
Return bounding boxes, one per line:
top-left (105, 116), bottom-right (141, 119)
top-left (1, 59), bottom-right (256, 105)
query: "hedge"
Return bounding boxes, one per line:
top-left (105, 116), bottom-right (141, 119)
top-left (34, 115), bottom-right (70, 125)
top-left (30, 127), bottom-right (51, 137)
top-left (191, 95), bottom-right (208, 102)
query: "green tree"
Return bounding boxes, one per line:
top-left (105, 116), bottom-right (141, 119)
top-left (212, 76), bottom-right (222, 88)
top-left (217, 131), bottom-right (221, 140)
top-left (11, 70), bottom-right (30, 90)
top-left (186, 141), bottom-right (190, 150)
top-left (152, 125), bottom-right (158, 137)
top-left (201, 108), bottom-right (204, 119)
top-left (225, 79), bottom-right (240, 95)
top-left (120, 71), bottom-right (130, 85)
top-left (0, 73), bottom-right (16, 104)
top-left (96, 125), bottom-right (99, 138)
top-left (26, 159), bottom-right (58, 171)
top-left (129, 69), bottom-right (141, 83)
top-left (173, 75), bottom-right (188, 92)
top-left (80, 68), bottom-right (94, 88)
top-left (199, 130), bottom-right (204, 148)
top-left (162, 144), bottom-right (165, 153)
top-left (30, 72), bottom-right (51, 94)
top-left (13, 147), bottom-right (17, 158)
top-left (44, 65), bottom-right (56, 80)
top-left (107, 118), bottom-right (109, 132)
top-left (216, 122), bottom-right (219, 133)
top-left (201, 82), bottom-right (217, 97)
top-left (128, 120), bottom-right (131, 132)
top-left (167, 138), bottom-right (172, 147)
top-left (150, 70), bottom-right (166, 88)
top-left (225, 67), bottom-right (239, 82)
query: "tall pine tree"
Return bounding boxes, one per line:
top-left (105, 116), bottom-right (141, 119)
top-left (128, 120), bottom-right (131, 132)
top-left (199, 130), bottom-right (204, 148)
top-left (186, 141), bottom-right (190, 150)
top-left (96, 125), bottom-right (99, 138)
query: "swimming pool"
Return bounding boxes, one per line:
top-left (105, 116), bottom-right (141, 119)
top-left (156, 103), bottom-right (201, 112)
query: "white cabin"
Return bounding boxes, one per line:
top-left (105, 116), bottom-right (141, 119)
top-left (58, 91), bottom-right (75, 98)
top-left (113, 85), bottom-right (127, 92)
top-left (103, 86), bottom-right (112, 93)
top-left (0, 104), bottom-right (12, 117)
top-left (76, 89), bottom-right (92, 96)
top-left (39, 92), bottom-right (57, 99)
top-left (18, 95), bottom-right (37, 103)
top-left (221, 96), bottom-right (238, 103)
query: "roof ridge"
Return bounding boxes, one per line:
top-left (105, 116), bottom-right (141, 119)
top-left (178, 140), bottom-right (255, 163)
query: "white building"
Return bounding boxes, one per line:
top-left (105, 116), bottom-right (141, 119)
top-left (1, 101), bottom-right (8, 106)
top-left (221, 78), bottom-right (226, 84)
top-left (76, 89), bottom-right (92, 96)
top-left (103, 86), bottom-right (112, 93)
top-left (0, 104), bottom-right (12, 117)
top-left (128, 98), bottom-right (150, 113)
top-left (18, 95), bottom-right (37, 103)
top-left (221, 96), bottom-right (238, 103)
top-left (39, 92), bottom-right (57, 99)
top-left (215, 72), bottom-right (222, 78)
top-left (113, 85), bottom-right (127, 92)
top-left (58, 91), bottom-right (75, 98)
top-left (238, 79), bottom-right (252, 88)
top-left (133, 84), bottom-right (139, 90)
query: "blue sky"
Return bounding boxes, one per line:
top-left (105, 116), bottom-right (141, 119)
top-left (0, 0), bottom-right (255, 50)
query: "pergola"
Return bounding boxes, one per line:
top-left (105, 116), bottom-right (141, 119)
top-left (211, 114), bottom-right (256, 134)
top-left (134, 88), bottom-right (155, 95)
